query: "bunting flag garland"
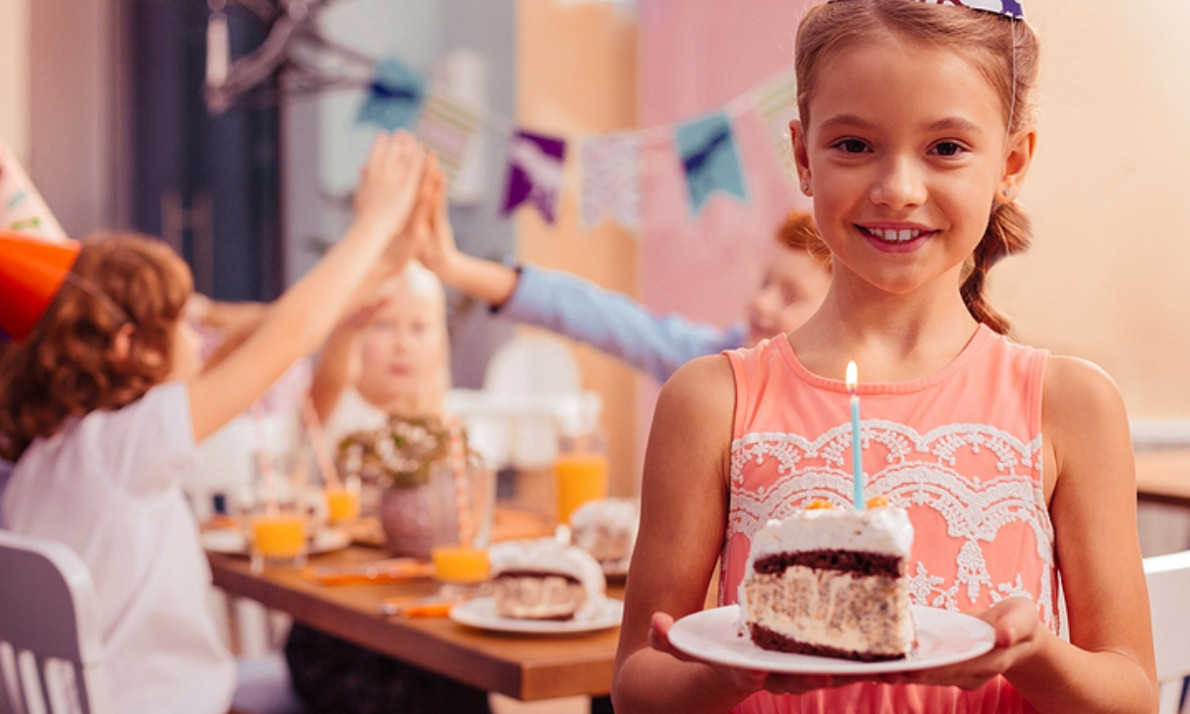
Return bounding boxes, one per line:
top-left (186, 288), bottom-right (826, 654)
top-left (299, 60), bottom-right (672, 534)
top-left (501, 130), bottom-right (568, 224)
top-left (579, 133), bottom-right (641, 232)
top-left (674, 111), bottom-right (748, 217)
top-left (413, 90), bottom-right (484, 185)
top-left (0, 135), bottom-right (68, 241)
top-left (754, 70), bottom-right (800, 188)
top-left (200, 3), bottom-right (808, 233)
top-left (357, 56), bottom-right (427, 132)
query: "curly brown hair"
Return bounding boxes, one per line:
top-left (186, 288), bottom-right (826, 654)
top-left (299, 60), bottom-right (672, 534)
top-left (0, 232), bottom-right (193, 460)
top-left (775, 210), bottom-right (832, 270)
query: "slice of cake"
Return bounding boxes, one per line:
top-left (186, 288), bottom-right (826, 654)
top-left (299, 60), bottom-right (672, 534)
top-left (489, 538), bottom-right (606, 620)
top-left (738, 499), bottom-right (915, 662)
top-left (569, 498), bottom-right (639, 575)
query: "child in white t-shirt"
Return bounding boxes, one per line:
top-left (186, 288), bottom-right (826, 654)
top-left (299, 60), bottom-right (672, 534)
top-left (0, 131), bottom-right (427, 714)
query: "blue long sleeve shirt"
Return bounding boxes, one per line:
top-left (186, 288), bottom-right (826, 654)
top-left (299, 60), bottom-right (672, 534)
top-left (495, 265), bottom-right (747, 383)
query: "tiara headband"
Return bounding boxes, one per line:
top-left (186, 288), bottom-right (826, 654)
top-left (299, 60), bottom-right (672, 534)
top-left (828, 0), bottom-right (1025, 21)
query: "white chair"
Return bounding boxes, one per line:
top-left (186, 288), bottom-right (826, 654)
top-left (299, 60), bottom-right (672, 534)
top-left (0, 529), bottom-right (110, 714)
top-left (478, 334), bottom-right (596, 469)
top-left (483, 333), bottom-right (583, 396)
top-left (1144, 548), bottom-right (1190, 714)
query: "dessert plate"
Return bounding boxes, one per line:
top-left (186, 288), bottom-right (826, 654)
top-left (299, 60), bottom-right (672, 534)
top-left (200, 527), bottom-right (352, 556)
top-left (668, 605), bottom-right (995, 674)
top-left (450, 596), bottom-right (624, 634)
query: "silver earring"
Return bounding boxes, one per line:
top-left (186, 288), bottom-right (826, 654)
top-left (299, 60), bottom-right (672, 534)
top-left (802, 182), bottom-right (810, 194)
top-left (1002, 187), bottom-right (1011, 198)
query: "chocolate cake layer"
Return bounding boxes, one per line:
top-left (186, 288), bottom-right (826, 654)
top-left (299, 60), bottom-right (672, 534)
top-left (752, 549), bottom-right (902, 578)
top-left (494, 570), bottom-right (581, 585)
top-left (747, 623), bottom-right (907, 663)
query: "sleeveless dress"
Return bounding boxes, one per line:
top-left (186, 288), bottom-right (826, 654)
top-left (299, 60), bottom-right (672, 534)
top-left (721, 325), bottom-right (1059, 714)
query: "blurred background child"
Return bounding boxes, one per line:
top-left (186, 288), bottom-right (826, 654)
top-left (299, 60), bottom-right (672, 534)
top-left (0, 131), bottom-right (426, 714)
top-left (312, 261), bottom-right (451, 448)
top-left (285, 180), bottom-right (490, 713)
top-left (415, 159), bottom-right (833, 382)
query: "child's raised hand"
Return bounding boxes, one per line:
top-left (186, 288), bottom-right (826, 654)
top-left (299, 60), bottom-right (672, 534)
top-left (352, 131), bottom-right (427, 245)
top-left (412, 155), bottom-right (459, 278)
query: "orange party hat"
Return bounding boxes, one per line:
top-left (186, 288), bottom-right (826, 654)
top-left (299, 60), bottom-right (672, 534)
top-left (0, 230), bottom-right (81, 341)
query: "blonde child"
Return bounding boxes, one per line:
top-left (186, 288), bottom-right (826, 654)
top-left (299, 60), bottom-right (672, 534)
top-left (286, 195), bottom-right (492, 713)
top-left (415, 157), bottom-right (832, 382)
top-left (0, 131), bottom-right (426, 714)
top-left (311, 260), bottom-right (451, 447)
top-left (612, 2), bottom-right (1156, 713)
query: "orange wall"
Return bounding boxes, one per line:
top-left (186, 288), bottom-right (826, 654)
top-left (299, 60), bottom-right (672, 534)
top-left (516, 0), bottom-right (640, 496)
top-left (993, 1), bottom-right (1190, 419)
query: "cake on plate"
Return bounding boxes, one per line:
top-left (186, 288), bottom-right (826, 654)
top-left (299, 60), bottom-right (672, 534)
top-left (737, 498), bottom-right (915, 662)
top-left (489, 538), bottom-right (606, 620)
top-left (569, 497), bottom-right (639, 575)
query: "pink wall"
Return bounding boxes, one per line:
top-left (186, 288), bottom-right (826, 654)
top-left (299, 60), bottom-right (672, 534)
top-left (630, 1), bottom-right (816, 478)
top-left (639, 0), bottom-right (816, 329)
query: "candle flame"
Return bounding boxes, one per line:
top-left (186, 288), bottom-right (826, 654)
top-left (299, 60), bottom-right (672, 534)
top-left (846, 360), bottom-right (858, 393)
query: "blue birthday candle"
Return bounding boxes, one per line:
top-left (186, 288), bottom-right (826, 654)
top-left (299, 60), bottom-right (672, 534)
top-left (846, 361), bottom-right (864, 509)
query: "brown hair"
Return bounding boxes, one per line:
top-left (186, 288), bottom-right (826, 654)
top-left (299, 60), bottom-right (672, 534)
top-left (795, 1), bottom-right (1039, 334)
top-left (0, 232), bottom-right (193, 460)
top-left (775, 210), bottom-right (832, 270)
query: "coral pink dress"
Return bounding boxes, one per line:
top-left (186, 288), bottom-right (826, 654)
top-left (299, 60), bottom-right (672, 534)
top-left (721, 326), bottom-right (1058, 714)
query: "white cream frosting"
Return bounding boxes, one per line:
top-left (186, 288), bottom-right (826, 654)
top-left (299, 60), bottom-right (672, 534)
top-left (489, 538), bottom-right (606, 599)
top-left (569, 498), bottom-right (639, 566)
top-left (748, 506), bottom-right (913, 562)
top-left (569, 497), bottom-right (639, 534)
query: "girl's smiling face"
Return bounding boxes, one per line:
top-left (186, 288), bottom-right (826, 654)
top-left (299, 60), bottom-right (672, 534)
top-left (794, 34), bottom-right (1032, 299)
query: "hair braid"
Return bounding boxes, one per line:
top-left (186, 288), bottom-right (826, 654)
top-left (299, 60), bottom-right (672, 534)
top-left (961, 201), bottom-right (1031, 335)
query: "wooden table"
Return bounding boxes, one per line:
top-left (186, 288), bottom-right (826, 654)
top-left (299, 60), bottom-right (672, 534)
top-left (207, 529), bottom-right (622, 702)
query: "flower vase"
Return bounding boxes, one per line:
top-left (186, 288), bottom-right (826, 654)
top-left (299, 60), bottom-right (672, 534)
top-left (378, 484), bottom-right (433, 558)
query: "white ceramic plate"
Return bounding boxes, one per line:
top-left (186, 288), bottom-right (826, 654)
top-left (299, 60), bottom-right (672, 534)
top-left (449, 596), bottom-right (624, 634)
top-left (668, 605), bottom-right (995, 674)
top-left (200, 527), bottom-right (352, 556)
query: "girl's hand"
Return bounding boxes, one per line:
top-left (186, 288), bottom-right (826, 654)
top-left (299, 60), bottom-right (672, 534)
top-left (876, 598), bottom-right (1041, 690)
top-left (649, 612), bottom-right (868, 698)
top-left (649, 612), bottom-right (768, 695)
top-left (412, 157), bottom-right (460, 278)
top-left (353, 131), bottom-right (427, 245)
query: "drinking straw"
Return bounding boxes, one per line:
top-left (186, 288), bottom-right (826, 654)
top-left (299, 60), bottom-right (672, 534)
top-left (301, 397), bottom-right (342, 489)
top-left (446, 418), bottom-right (472, 548)
top-left (250, 403), bottom-right (278, 515)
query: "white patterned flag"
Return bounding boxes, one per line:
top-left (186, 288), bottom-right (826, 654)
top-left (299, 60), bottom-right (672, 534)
top-left (0, 134), bottom-right (67, 240)
top-left (414, 90), bottom-right (483, 184)
top-left (754, 69), bottom-right (799, 188)
top-left (579, 133), bottom-right (641, 232)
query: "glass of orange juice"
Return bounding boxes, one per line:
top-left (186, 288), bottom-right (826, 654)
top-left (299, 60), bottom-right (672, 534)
top-left (324, 474), bottom-right (361, 526)
top-left (554, 429), bottom-right (608, 526)
top-left (428, 455), bottom-right (495, 585)
top-left (249, 509), bottom-right (308, 572)
top-left (246, 447), bottom-right (311, 572)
